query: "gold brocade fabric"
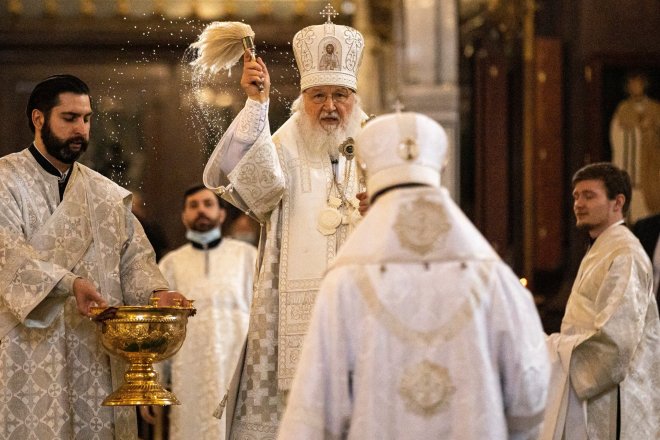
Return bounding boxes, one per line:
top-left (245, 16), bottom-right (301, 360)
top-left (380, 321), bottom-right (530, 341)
top-left (559, 224), bottom-right (660, 439)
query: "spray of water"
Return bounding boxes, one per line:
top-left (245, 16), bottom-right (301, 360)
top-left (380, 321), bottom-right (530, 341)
top-left (90, 14), bottom-right (299, 191)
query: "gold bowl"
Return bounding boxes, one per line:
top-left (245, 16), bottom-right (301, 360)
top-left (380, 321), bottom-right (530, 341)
top-left (90, 299), bottom-right (195, 406)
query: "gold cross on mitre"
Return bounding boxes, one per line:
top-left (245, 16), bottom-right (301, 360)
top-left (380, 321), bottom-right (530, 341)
top-left (399, 137), bottom-right (419, 160)
top-left (320, 3), bottom-right (339, 23)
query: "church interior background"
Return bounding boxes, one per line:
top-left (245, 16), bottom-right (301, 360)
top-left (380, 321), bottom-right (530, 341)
top-left (1, 0), bottom-right (659, 337)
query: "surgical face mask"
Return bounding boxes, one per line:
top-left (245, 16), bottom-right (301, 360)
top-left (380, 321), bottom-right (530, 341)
top-left (186, 227), bottom-right (221, 245)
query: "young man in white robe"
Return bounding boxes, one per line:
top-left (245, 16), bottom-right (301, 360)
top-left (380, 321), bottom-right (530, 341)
top-left (541, 162), bottom-right (660, 440)
top-left (278, 112), bottom-right (551, 439)
top-left (0, 74), bottom-right (186, 439)
top-left (141, 185), bottom-right (256, 440)
top-left (202, 7), bottom-right (369, 439)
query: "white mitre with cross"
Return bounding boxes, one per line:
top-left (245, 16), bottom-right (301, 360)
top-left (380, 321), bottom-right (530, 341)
top-left (356, 112), bottom-right (449, 199)
top-left (292, 3), bottom-right (365, 91)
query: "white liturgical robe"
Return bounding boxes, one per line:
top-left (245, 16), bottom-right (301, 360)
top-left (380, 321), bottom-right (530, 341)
top-left (0, 148), bottom-right (168, 439)
top-left (204, 99), bottom-right (362, 439)
top-left (541, 223), bottom-right (660, 440)
top-left (158, 238), bottom-right (256, 440)
top-left (278, 187), bottom-right (550, 440)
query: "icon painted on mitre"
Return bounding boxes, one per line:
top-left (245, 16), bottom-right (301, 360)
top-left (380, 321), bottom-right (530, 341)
top-left (319, 42), bottom-right (340, 71)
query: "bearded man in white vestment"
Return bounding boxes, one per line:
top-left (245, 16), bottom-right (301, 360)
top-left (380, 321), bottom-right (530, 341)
top-left (202, 10), bottom-right (368, 439)
top-left (140, 185), bottom-right (256, 439)
top-left (278, 112), bottom-right (551, 440)
top-left (0, 74), bottom-right (186, 439)
top-left (541, 162), bottom-right (660, 440)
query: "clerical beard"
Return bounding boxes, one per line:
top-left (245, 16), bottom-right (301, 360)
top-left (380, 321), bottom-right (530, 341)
top-left (41, 114), bottom-right (89, 164)
top-left (292, 95), bottom-right (363, 161)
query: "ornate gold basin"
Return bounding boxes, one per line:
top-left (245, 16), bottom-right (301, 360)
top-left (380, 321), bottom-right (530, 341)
top-left (90, 299), bottom-right (195, 406)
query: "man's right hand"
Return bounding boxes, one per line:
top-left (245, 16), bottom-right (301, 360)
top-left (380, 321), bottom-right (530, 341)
top-left (72, 277), bottom-right (108, 317)
top-left (240, 49), bottom-right (270, 103)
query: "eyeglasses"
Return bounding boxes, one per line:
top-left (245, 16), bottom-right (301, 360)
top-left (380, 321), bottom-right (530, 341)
top-left (305, 89), bottom-right (353, 104)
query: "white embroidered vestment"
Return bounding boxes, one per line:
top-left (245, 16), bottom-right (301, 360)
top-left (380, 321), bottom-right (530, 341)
top-left (158, 239), bottom-right (256, 440)
top-left (279, 187), bottom-right (550, 439)
top-left (541, 224), bottom-right (660, 440)
top-left (0, 149), bottom-right (168, 439)
top-left (203, 100), bottom-right (361, 439)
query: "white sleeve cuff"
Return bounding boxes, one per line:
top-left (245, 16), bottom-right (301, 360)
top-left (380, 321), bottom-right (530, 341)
top-left (235, 98), bottom-right (269, 143)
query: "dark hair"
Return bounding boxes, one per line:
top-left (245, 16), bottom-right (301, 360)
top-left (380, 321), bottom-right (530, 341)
top-left (182, 184), bottom-right (225, 209)
top-left (572, 162), bottom-right (632, 215)
top-left (625, 70), bottom-right (649, 93)
top-left (26, 74), bottom-right (90, 133)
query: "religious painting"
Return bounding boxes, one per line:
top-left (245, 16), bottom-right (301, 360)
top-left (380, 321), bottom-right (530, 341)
top-left (319, 38), bottom-right (341, 71)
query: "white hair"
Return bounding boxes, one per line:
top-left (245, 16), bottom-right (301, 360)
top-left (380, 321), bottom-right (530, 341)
top-left (291, 93), bottom-right (363, 160)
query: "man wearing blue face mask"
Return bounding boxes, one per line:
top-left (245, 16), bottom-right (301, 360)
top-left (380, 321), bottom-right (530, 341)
top-left (141, 185), bottom-right (257, 440)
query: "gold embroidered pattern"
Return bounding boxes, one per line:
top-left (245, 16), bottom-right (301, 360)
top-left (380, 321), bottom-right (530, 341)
top-left (393, 195), bottom-right (450, 255)
top-left (399, 360), bottom-right (455, 417)
top-left (355, 270), bottom-right (482, 346)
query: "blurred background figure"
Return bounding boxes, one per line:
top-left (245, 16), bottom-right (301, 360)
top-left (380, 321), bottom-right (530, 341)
top-left (610, 71), bottom-right (660, 222)
top-left (141, 184), bottom-right (256, 440)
